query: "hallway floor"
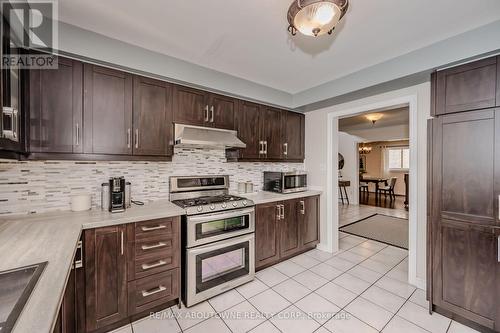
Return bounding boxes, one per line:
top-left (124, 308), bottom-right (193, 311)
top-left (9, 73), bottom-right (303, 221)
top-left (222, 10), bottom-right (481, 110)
top-left (110, 230), bottom-right (476, 333)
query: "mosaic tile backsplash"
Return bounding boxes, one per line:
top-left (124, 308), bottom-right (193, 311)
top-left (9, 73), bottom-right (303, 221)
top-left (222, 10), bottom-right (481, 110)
top-left (0, 148), bottom-right (304, 215)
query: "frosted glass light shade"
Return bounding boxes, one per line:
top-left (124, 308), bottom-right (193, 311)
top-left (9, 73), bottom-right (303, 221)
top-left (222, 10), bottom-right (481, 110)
top-left (288, 0), bottom-right (348, 37)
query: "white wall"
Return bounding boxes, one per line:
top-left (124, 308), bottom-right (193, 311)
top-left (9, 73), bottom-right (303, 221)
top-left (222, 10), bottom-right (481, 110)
top-left (338, 132), bottom-right (361, 204)
top-left (305, 82), bottom-right (431, 289)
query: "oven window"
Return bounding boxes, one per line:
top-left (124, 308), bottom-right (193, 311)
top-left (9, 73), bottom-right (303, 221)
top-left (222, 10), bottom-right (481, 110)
top-left (195, 242), bottom-right (249, 293)
top-left (196, 216), bottom-right (249, 240)
top-left (284, 175), bottom-right (307, 189)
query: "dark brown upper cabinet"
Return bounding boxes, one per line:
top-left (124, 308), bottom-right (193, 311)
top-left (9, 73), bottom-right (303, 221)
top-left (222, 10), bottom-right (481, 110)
top-left (173, 85), bottom-right (236, 130)
top-left (83, 64), bottom-right (133, 155)
top-left (282, 111), bottom-right (305, 161)
top-left (84, 225), bottom-right (128, 332)
top-left (173, 85), bottom-right (206, 127)
top-left (208, 93), bottom-right (236, 130)
top-left (261, 107), bottom-right (282, 160)
top-left (236, 100), bottom-right (262, 159)
top-left (133, 76), bottom-right (173, 156)
top-left (29, 58), bottom-right (83, 154)
top-left (435, 57), bottom-right (497, 115)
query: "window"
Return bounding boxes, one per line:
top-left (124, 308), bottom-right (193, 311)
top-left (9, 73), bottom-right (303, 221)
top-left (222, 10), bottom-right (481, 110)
top-left (388, 147), bottom-right (409, 170)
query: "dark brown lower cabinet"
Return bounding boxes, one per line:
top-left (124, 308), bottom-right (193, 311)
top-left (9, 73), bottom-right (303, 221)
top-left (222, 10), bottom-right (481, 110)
top-left (84, 225), bottom-right (128, 331)
top-left (256, 195), bottom-right (320, 270)
top-left (255, 202), bottom-right (281, 268)
top-left (53, 218), bottom-right (182, 333)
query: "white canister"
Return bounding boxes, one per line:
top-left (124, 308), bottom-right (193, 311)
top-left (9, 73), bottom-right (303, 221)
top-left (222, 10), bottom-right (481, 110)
top-left (237, 182), bottom-right (246, 193)
top-left (245, 182), bottom-right (254, 193)
top-left (71, 194), bottom-right (92, 212)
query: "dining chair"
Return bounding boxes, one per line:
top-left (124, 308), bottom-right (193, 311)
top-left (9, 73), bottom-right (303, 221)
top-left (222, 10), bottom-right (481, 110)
top-left (378, 177), bottom-right (397, 200)
top-left (359, 182), bottom-right (369, 197)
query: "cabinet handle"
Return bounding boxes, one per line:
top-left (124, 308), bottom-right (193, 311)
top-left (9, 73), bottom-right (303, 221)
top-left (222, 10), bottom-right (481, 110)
top-left (264, 141), bottom-right (268, 155)
top-left (142, 260), bottom-right (167, 270)
top-left (141, 224), bottom-right (166, 231)
top-left (127, 128), bottom-right (131, 148)
top-left (135, 129), bottom-right (139, 149)
top-left (280, 205), bottom-right (285, 219)
top-left (259, 141), bottom-right (263, 155)
top-left (498, 235), bottom-right (500, 263)
top-left (75, 123), bottom-right (80, 146)
top-left (120, 231), bottom-right (124, 255)
top-left (142, 285), bottom-right (166, 297)
top-left (276, 205), bottom-right (281, 220)
top-left (210, 105), bottom-right (214, 123)
top-left (204, 105), bottom-right (209, 122)
top-left (300, 200), bottom-right (305, 215)
top-left (141, 242), bottom-right (167, 250)
top-left (283, 143), bottom-right (288, 156)
top-left (74, 241), bottom-right (83, 269)
top-left (498, 195), bottom-right (500, 220)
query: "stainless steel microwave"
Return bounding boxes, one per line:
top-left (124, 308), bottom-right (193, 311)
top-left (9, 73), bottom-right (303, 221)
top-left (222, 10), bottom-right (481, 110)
top-left (263, 171), bottom-right (307, 194)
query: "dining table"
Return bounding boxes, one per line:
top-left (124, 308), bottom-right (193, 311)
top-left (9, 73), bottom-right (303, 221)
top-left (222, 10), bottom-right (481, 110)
top-left (360, 176), bottom-right (389, 201)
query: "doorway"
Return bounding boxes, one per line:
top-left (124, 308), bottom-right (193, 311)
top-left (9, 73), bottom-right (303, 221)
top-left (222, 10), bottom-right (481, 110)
top-left (337, 106), bottom-right (410, 250)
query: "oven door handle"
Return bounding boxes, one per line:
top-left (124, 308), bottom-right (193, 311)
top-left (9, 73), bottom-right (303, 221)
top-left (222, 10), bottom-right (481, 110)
top-left (187, 233), bottom-right (255, 255)
top-left (187, 207), bottom-right (255, 223)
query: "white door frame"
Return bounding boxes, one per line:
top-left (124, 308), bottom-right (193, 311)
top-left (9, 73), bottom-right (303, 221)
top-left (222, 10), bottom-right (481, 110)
top-left (325, 94), bottom-right (420, 288)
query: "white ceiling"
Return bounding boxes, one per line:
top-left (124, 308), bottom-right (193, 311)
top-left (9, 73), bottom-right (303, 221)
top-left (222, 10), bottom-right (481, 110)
top-left (57, 0), bottom-right (500, 94)
top-left (339, 107), bottom-right (409, 131)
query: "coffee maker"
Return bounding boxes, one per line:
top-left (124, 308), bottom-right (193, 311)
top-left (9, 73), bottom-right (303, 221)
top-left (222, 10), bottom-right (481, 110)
top-left (109, 177), bottom-right (126, 213)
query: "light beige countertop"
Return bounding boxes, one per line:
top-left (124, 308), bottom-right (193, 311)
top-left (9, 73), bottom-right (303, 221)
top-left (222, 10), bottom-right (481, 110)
top-left (241, 190), bottom-right (322, 205)
top-left (0, 199), bottom-right (186, 333)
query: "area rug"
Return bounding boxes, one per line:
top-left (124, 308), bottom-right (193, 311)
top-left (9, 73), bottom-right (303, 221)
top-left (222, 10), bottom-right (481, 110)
top-left (339, 214), bottom-right (408, 249)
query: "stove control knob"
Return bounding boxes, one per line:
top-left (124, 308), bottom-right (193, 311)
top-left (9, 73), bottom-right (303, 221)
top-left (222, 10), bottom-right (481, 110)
top-left (242, 200), bottom-right (247, 206)
top-left (221, 203), bottom-right (227, 209)
top-left (197, 206), bottom-right (203, 212)
top-left (232, 202), bottom-right (238, 207)
top-left (210, 204), bottom-right (216, 210)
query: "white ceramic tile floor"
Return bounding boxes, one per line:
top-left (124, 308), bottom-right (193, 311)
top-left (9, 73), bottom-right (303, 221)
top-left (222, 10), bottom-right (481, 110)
top-left (120, 208), bottom-right (480, 333)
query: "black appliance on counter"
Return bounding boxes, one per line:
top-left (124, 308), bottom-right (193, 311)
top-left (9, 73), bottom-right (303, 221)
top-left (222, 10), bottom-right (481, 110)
top-left (109, 177), bottom-right (126, 213)
top-left (263, 171), bottom-right (307, 194)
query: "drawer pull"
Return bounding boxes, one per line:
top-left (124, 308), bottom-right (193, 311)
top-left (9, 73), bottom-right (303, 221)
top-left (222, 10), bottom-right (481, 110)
top-left (141, 225), bottom-right (166, 232)
top-left (141, 242), bottom-right (167, 251)
top-left (142, 260), bottom-right (167, 270)
top-left (141, 285), bottom-right (166, 297)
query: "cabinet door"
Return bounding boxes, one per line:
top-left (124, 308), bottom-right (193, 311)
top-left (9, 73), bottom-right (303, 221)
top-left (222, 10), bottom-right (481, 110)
top-left (436, 57), bottom-right (497, 115)
top-left (255, 202), bottom-right (281, 269)
top-left (84, 225), bottom-right (128, 331)
top-left (280, 199), bottom-right (302, 258)
top-left (173, 85), bottom-right (207, 126)
top-left (282, 111), bottom-right (305, 161)
top-left (53, 266), bottom-right (76, 333)
top-left (236, 101), bottom-right (261, 159)
top-left (261, 107), bottom-right (282, 160)
top-left (208, 93), bottom-right (236, 130)
top-left (30, 58), bottom-right (83, 153)
top-left (133, 76), bottom-right (173, 156)
top-left (83, 65), bottom-right (132, 155)
top-left (430, 109), bottom-right (500, 329)
top-left (497, 56), bottom-right (500, 106)
top-left (300, 196), bottom-right (320, 248)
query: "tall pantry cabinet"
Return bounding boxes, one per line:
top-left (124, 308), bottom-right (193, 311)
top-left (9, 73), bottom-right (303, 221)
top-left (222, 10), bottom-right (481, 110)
top-left (428, 55), bottom-right (500, 332)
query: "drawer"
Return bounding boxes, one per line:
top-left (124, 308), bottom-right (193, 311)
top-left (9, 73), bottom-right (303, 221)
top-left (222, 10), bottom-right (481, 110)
top-left (135, 235), bottom-right (176, 258)
top-left (131, 248), bottom-right (179, 280)
top-left (128, 269), bottom-right (179, 315)
top-left (135, 218), bottom-right (178, 240)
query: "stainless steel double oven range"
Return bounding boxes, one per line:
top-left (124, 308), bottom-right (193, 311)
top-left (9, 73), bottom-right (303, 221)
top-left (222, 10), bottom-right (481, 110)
top-left (170, 175), bottom-right (255, 307)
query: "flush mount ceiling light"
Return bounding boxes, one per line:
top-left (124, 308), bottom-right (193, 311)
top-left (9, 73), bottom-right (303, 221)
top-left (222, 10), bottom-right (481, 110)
top-left (365, 113), bottom-right (384, 125)
top-left (287, 0), bottom-right (349, 37)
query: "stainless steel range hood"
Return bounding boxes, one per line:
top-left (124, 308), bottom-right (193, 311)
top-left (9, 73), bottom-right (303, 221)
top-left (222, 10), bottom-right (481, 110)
top-left (174, 124), bottom-right (246, 148)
